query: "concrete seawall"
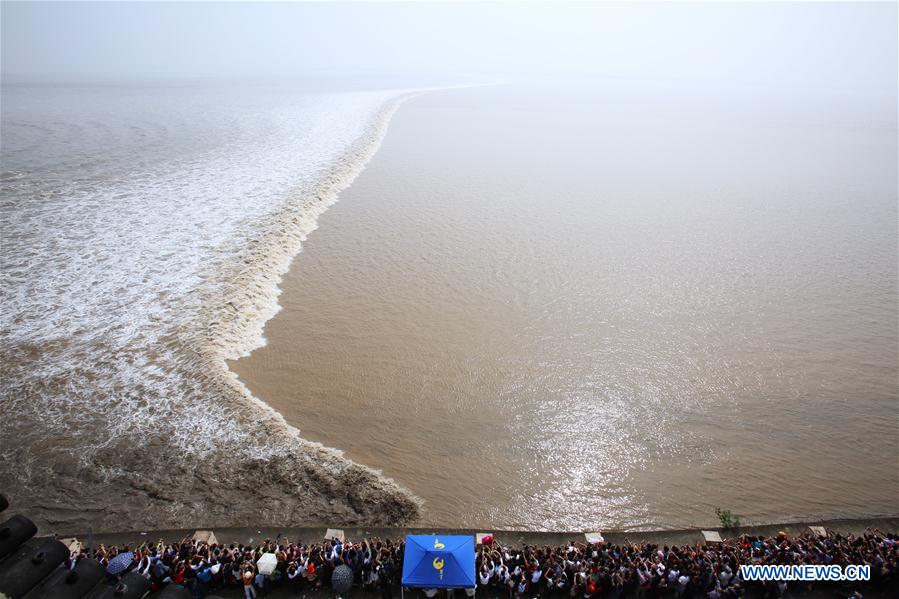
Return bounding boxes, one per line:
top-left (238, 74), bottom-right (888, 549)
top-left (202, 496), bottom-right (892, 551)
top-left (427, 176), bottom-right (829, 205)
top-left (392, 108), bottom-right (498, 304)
top-left (54, 516), bottom-right (899, 549)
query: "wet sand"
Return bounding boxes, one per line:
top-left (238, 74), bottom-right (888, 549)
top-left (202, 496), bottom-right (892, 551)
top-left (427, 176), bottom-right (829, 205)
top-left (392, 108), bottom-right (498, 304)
top-left (231, 82), bottom-right (898, 531)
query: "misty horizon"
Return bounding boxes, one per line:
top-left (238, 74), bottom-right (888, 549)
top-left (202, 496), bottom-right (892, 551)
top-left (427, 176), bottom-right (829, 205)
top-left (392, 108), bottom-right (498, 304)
top-left (2, 1), bottom-right (896, 94)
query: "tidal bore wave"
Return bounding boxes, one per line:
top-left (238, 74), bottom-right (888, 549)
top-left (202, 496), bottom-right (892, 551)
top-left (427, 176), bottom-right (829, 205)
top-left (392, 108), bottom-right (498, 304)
top-left (0, 85), bottom-right (427, 533)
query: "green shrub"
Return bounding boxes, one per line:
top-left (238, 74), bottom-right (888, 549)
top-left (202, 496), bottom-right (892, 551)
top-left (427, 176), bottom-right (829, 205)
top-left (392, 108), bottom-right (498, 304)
top-left (715, 507), bottom-right (741, 529)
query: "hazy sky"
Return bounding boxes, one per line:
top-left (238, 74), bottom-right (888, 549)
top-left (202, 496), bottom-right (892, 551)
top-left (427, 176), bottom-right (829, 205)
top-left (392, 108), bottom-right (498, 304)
top-left (1, 1), bottom-right (896, 89)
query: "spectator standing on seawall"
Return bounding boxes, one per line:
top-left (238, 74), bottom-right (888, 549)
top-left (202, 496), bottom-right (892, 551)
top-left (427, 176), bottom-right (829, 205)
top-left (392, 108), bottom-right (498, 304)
top-left (243, 562), bottom-right (256, 598)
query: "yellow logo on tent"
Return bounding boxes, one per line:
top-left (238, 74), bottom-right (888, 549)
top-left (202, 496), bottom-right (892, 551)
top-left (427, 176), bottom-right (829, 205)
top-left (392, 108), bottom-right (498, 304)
top-left (433, 539), bottom-right (445, 550)
top-left (433, 558), bottom-right (445, 571)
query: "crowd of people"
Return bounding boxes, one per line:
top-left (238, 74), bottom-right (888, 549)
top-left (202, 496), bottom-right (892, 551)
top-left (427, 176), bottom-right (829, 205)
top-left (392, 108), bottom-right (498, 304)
top-left (472, 530), bottom-right (896, 599)
top-left (84, 535), bottom-right (405, 599)
top-left (71, 528), bottom-right (897, 599)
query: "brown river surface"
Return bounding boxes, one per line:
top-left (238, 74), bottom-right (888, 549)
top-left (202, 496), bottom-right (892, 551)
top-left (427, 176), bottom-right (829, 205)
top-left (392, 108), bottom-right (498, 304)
top-left (231, 81), bottom-right (898, 531)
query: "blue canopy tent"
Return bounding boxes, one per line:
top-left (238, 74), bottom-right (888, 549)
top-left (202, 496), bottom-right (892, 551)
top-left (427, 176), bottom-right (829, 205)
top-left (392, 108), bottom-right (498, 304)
top-left (402, 535), bottom-right (475, 593)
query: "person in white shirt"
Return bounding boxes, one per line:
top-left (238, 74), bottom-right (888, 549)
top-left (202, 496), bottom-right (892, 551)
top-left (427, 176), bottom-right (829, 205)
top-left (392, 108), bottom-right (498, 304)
top-left (497, 565), bottom-right (510, 587)
top-left (478, 565), bottom-right (492, 587)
